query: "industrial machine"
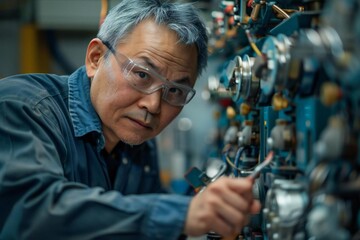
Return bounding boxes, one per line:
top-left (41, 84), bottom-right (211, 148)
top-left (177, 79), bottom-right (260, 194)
top-left (186, 0), bottom-right (360, 239)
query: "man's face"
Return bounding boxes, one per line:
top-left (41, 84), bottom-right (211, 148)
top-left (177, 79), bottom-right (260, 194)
top-left (86, 19), bottom-right (198, 150)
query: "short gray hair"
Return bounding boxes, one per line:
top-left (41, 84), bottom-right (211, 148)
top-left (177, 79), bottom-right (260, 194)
top-left (97, 0), bottom-right (208, 76)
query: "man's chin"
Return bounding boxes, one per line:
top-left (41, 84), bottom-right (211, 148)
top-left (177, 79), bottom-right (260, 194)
top-left (120, 136), bottom-right (146, 146)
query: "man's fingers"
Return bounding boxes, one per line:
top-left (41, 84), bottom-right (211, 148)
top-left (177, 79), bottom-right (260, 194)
top-left (221, 188), bottom-right (251, 213)
top-left (184, 176), bottom-right (262, 237)
top-left (216, 200), bottom-right (249, 227)
top-left (249, 199), bottom-right (262, 214)
top-left (209, 217), bottom-right (237, 237)
top-left (226, 177), bottom-right (253, 194)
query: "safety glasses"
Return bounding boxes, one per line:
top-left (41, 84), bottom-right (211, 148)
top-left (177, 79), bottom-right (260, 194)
top-left (101, 40), bottom-right (196, 106)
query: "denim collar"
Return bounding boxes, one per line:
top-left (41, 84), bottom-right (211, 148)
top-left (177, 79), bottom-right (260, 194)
top-left (68, 66), bottom-right (105, 151)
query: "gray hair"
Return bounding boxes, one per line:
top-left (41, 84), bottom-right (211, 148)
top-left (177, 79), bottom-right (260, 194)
top-left (97, 0), bottom-right (208, 76)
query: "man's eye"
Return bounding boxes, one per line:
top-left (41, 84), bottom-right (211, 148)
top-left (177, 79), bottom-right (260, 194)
top-left (169, 87), bottom-right (183, 95)
top-left (136, 71), bottom-right (149, 79)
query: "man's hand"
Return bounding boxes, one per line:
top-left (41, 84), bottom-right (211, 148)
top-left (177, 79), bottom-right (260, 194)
top-left (183, 177), bottom-right (261, 238)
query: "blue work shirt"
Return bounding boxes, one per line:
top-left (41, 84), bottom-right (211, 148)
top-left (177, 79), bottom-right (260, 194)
top-left (0, 66), bottom-right (191, 240)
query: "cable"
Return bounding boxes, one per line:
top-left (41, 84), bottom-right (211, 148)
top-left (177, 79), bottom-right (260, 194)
top-left (221, 144), bottom-right (241, 173)
top-left (224, 153), bottom-right (241, 172)
top-left (233, 147), bottom-right (246, 177)
top-left (245, 29), bottom-right (263, 57)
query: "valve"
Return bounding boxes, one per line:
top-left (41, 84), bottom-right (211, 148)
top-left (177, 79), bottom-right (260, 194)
top-left (260, 34), bottom-right (293, 96)
top-left (263, 179), bottom-right (308, 240)
top-left (320, 82), bottom-right (342, 107)
top-left (267, 119), bottom-right (296, 151)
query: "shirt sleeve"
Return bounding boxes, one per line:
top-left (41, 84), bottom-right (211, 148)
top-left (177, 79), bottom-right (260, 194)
top-left (0, 93), bottom-right (191, 239)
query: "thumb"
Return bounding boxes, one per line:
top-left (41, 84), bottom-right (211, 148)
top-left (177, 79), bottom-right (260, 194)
top-left (249, 199), bottom-right (262, 214)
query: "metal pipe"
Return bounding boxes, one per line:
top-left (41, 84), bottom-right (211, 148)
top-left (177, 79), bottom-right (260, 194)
top-left (272, 4), bottom-right (290, 19)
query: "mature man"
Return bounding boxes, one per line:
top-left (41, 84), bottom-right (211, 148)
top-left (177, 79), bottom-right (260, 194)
top-left (0, 0), bottom-right (260, 239)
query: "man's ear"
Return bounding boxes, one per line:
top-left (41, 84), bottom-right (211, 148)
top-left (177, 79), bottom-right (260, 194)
top-left (85, 38), bottom-right (106, 78)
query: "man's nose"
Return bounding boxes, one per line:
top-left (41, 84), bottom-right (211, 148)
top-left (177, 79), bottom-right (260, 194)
top-left (138, 89), bottom-right (162, 114)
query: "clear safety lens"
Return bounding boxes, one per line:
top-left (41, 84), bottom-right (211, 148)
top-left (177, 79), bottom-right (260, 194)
top-left (101, 39), bottom-right (196, 106)
top-left (123, 60), bottom-right (196, 106)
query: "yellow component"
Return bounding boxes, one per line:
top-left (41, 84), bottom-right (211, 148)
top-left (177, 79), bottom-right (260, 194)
top-left (213, 110), bottom-right (221, 120)
top-left (100, 0), bottom-right (109, 27)
top-left (215, 37), bottom-right (226, 49)
top-left (245, 29), bottom-right (262, 57)
top-left (159, 170), bottom-right (171, 189)
top-left (250, 42), bottom-right (263, 57)
top-left (20, 24), bottom-right (50, 73)
top-left (226, 106), bottom-right (236, 119)
top-left (240, 102), bottom-right (251, 116)
top-left (288, 59), bottom-right (301, 80)
top-left (239, 14), bottom-right (250, 26)
top-left (329, 115), bottom-right (344, 128)
top-left (272, 4), bottom-right (290, 19)
top-left (272, 93), bottom-right (289, 111)
top-left (276, 118), bottom-right (287, 126)
top-left (226, 27), bottom-right (237, 38)
top-left (338, 51), bottom-right (352, 69)
top-left (320, 82), bottom-right (342, 106)
top-left (251, 4), bottom-right (262, 21)
top-left (244, 120), bottom-right (254, 126)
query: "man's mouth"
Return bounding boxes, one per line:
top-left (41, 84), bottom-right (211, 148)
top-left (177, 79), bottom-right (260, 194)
top-left (128, 117), bottom-right (153, 129)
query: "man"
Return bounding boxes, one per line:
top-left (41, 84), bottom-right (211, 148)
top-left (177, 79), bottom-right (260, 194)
top-left (0, 0), bottom-right (260, 239)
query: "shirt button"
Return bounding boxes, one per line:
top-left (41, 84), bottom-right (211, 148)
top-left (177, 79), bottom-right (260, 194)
top-left (144, 165), bottom-right (150, 173)
top-left (122, 157), bottom-right (128, 165)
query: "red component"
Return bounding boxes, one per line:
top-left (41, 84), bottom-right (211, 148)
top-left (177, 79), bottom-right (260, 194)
top-left (218, 98), bottom-right (233, 108)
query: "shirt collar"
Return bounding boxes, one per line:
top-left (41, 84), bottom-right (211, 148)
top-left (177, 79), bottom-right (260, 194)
top-left (68, 66), bottom-right (105, 150)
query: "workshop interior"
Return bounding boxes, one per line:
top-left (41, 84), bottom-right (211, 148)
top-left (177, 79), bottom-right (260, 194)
top-left (1, 0), bottom-right (360, 239)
